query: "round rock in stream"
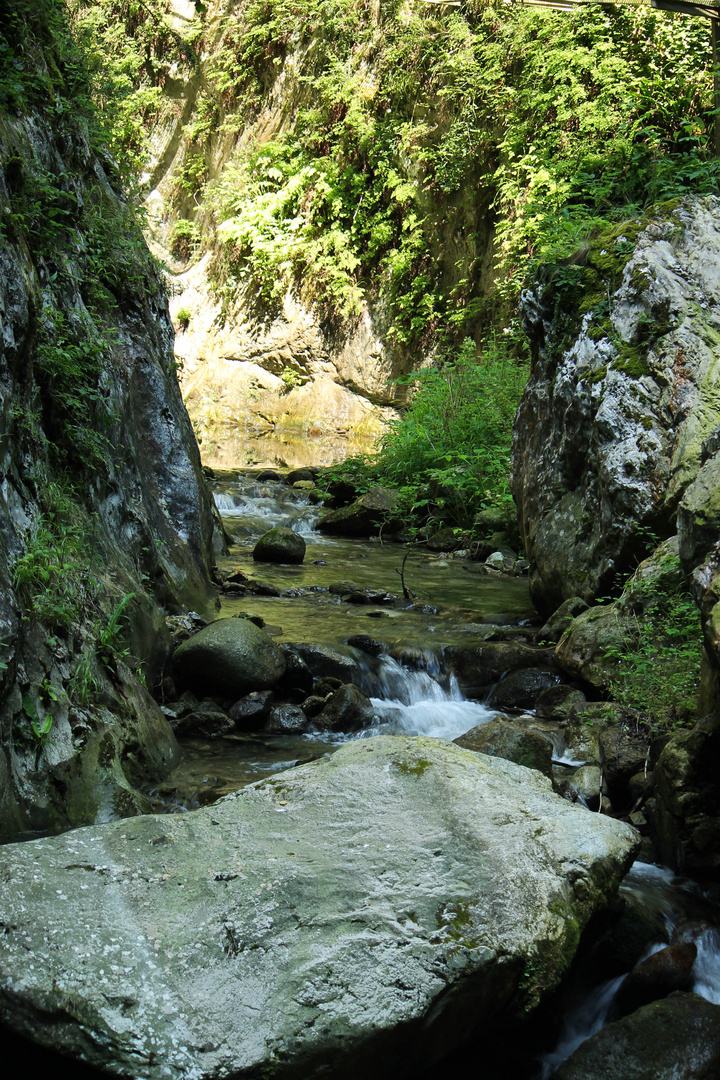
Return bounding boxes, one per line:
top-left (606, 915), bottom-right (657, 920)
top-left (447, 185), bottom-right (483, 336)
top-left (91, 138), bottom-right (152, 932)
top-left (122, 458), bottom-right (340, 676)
top-left (253, 526), bottom-right (306, 564)
top-left (0, 736), bottom-right (638, 1080)
top-left (173, 616), bottom-right (286, 697)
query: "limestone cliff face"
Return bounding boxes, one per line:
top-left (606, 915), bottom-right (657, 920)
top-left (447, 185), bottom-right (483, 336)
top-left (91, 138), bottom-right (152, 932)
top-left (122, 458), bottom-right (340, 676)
top-left (512, 197), bottom-right (720, 617)
top-left (0, 13), bottom-right (218, 837)
top-left (132, 0), bottom-right (496, 463)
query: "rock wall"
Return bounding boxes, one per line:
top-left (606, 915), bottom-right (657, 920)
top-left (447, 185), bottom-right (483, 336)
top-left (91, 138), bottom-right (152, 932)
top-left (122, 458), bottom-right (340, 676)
top-left (513, 197), bottom-right (720, 615)
top-left (0, 9), bottom-right (218, 838)
top-left (133, 0), bottom-right (497, 464)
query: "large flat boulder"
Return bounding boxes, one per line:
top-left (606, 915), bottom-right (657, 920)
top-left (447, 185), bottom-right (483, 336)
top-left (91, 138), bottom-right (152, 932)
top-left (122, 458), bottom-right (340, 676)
top-left (0, 736), bottom-right (638, 1079)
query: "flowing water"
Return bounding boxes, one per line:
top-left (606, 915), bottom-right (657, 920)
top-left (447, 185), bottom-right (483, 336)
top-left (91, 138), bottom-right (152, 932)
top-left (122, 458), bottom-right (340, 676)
top-left (148, 470), bottom-right (534, 811)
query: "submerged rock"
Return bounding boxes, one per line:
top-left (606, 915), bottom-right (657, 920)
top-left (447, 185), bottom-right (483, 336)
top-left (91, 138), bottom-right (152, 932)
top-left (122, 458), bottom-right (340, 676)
top-left (173, 617), bottom-right (286, 698)
top-left (0, 736), bottom-right (638, 1080)
top-left (253, 526), bottom-right (306, 564)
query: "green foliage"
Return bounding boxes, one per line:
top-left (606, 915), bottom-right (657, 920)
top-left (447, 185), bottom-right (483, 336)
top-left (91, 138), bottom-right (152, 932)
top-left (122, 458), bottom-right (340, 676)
top-left (175, 305), bottom-right (193, 331)
top-left (170, 219), bottom-right (200, 261)
top-left (604, 553), bottom-right (702, 727)
top-left (12, 482), bottom-right (98, 630)
top-left (378, 337), bottom-right (527, 526)
top-left (280, 366), bottom-right (303, 393)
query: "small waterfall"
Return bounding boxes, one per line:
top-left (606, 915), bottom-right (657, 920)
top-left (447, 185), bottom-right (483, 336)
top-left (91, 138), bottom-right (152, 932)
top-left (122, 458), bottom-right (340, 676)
top-left (213, 475), bottom-right (321, 536)
top-left (539, 860), bottom-right (720, 1075)
top-left (356, 653), bottom-right (495, 742)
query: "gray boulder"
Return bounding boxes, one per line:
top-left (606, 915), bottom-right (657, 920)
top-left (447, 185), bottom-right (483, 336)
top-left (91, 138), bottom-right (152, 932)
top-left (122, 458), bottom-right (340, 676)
top-left (291, 643), bottom-right (361, 682)
top-left (0, 736), bottom-right (638, 1080)
top-left (313, 684), bottom-right (376, 732)
top-left (555, 992), bottom-right (720, 1080)
top-left (263, 704), bottom-right (309, 734)
top-left (175, 701), bottom-right (234, 739)
top-left (173, 617), bottom-right (286, 698)
top-left (253, 526), bottom-right (306, 564)
top-left (318, 485), bottom-right (401, 537)
top-left (486, 667), bottom-right (561, 711)
top-left (454, 718), bottom-right (554, 778)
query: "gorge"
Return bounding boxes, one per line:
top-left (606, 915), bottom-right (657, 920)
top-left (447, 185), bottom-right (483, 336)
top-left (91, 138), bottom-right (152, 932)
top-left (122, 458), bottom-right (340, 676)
top-left (3, 1), bottom-right (720, 1077)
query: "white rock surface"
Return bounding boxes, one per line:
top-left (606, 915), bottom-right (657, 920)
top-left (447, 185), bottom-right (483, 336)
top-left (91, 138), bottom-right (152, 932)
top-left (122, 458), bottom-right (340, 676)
top-left (0, 736), bottom-right (639, 1079)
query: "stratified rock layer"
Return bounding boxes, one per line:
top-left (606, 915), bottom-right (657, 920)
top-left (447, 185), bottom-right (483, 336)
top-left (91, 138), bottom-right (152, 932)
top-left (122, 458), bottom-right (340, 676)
top-left (0, 736), bottom-right (639, 1080)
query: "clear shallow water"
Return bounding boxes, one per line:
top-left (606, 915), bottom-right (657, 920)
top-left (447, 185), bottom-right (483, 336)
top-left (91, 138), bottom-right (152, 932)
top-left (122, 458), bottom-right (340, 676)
top-left (151, 470), bottom-right (530, 811)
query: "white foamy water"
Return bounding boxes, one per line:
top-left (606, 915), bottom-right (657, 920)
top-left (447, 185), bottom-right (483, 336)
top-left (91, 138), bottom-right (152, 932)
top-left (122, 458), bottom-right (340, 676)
top-left (358, 655), bottom-right (494, 742)
top-left (213, 486), bottom-right (320, 535)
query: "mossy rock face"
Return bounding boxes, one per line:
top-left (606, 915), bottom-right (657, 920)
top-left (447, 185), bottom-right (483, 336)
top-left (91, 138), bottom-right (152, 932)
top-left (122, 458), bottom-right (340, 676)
top-left (514, 197), bottom-right (720, 613)
top-left (455, 718), bottom-right (554, 778)
top-left (556, 993), bottom-right (720, 1080)
top-left (253, 526), bottom-right (306, 564)
top-left (318, 486), bottom-right (401, 537)
top-left (173, 617), bottom-right (286, 698)
top-left (0, 736), bottom-right (639, 1079)
top-left (555, 606), bottom-right (632, 689)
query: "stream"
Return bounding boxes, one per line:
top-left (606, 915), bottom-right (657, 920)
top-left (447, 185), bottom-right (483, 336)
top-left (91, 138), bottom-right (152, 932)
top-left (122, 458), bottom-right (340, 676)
top-left (147, 470), bottom-right (534, 811)
top-left (7, 471), bottom-right (720, 1078)
top-left (147, 470), bottom-right (720, 1077)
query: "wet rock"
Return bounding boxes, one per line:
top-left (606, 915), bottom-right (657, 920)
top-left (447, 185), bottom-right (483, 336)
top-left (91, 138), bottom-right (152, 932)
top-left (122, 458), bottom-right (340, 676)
top-left (443, 642), bottom-right (557, 698)
top-left (300, 695), bottom-right (327, 719)
top-left (161, 690), bottom-right (199, 722)
top-left (555, 992), bottom-right (720, 1080)
top-left (313, 684), bottom-right (376, 732)
top-left (286, 467), bottom-right (318, 484)
top-left (256, 469), bottom-right (285, 483)
top-left (539, 597), bottom-right (590, 644)
top-left (291, 643), bottom-right (361, 683)
top-left (318, 485), bottom-right (401, 537)
top-left (263, 704), bottom-right (309, 734)
top-left (247, 580), bottom-right (282, 597)
top-left (279, 648), bottom-right (314, 694)
top-left (0, 736), bottom-right (639, 1080)
top-left (427, 527), bottom-right (466, 553)
top-left (347, 634), bottom-right (385, 657)
top-left (228, 690), bottom-right (275, 728)
top-left (313, 676), bottom-right (344, 697)
top-left (536, 684), bottom-right (587, 721)
top-left (599, 722), bottom-right (650, 809)
top-left (487, 667), bottom-right (561, 711)
top-left (329, 579), bottom-right (360, 595)
top-left (253, 526), bottom-right (306, 564)
top-left (175, 701), bottom-right (234, 739)
top-left (647, 711), bottom-right (720, 879)
top-left (173, 617), bottom-right (286, 698)
top-left (485, 548), bottom-right (517, 573)
top-left (454, 718), bottom-right (553, 779)
top-left (567, 765), bottom-right (603, 810)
